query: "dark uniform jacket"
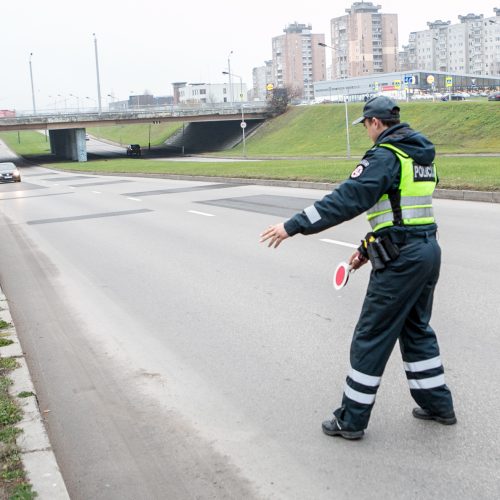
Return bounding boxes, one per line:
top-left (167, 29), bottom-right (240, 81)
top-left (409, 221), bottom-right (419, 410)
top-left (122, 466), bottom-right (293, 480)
top-left (283, 123), bottom-right (437, 237)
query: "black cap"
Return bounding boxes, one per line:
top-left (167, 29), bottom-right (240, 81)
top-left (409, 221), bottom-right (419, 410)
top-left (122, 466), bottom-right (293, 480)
top-left (352, 96), bottom-right (400, 125)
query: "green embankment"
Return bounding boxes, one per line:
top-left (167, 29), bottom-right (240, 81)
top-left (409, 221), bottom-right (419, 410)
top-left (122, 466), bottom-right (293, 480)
top-left (1, 101), bottom-right (499, 190)
top-left (63, 100), bottom-right (500, 155)
top-left (0, 131), bottom-right (52, 156)
top-left (86, 122), bottom-right (184, 146)
top-left (226, 100), bottom-right (500, 156)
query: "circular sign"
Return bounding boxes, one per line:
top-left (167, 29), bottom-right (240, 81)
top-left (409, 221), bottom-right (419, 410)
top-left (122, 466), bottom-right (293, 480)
top-left (427, 75), bottom-right (435, 84)
top-left (266, 83), bottom-right (274, 91)
top-left (240, 121), bottom-right (247, 129)
top-left (333, 261), bottom-right (351, 290)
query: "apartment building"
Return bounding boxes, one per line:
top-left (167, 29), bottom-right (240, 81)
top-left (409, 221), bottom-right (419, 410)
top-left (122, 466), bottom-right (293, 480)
top-left (400, 8), bottom-right (500, 76)
top-left (252, 60), bottom-right (273, 100)
top-left (271, 22), bottom-right (326, 101)
top-left (329, 2), bottom-right (398, 79)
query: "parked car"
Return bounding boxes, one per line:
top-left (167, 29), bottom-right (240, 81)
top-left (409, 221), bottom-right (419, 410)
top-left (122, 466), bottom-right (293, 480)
top-left (487, 92), bottom-right (500, 101)
top-left (0, 162), bottom-right (21, 183)
top-left (441, 93), bottom-right (466, 101)
top-left (126, 144), bottom-right (142, 157)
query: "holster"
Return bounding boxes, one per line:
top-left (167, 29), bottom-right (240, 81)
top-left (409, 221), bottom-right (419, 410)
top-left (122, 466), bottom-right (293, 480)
top-left (361, 233), bottom-right (400, 271)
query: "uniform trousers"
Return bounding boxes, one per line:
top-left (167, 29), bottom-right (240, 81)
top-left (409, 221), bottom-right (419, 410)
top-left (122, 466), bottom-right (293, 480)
top-left (334, 226), bottom-right (454, 431)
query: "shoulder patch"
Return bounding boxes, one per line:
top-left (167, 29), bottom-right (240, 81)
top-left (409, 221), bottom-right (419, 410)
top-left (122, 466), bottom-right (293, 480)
top-left (350, 164), bottom-right (365, 179)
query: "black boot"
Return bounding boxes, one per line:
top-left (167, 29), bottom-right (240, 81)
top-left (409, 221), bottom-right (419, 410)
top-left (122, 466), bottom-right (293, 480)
top-left (322, 418), bottom-right (364, 440)
top-left (412, 407), bottom-right (457, 425)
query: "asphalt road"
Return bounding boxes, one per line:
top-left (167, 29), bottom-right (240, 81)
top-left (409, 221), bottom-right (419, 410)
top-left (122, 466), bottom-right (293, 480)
top-left (0, 163), bottom-right (499, 499)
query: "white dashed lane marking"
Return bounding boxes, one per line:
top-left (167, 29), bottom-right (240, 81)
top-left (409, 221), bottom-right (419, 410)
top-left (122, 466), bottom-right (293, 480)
top-left (188, 210), bottom-right (215, 217)
top-left (319, 238), bottom-right (358, 249)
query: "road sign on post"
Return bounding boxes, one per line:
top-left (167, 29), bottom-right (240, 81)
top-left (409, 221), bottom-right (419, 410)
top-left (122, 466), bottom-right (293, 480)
top-left (446, 76), bottom-right (453, 88)
top-left (404, 74), bottom-right (417, 85)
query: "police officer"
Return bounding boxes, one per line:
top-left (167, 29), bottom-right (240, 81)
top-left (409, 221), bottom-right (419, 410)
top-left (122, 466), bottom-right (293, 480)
top-left (260, 96), bottom-right (456, 440)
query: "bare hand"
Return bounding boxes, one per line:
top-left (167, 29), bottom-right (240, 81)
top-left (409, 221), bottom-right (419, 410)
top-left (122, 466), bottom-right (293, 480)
top-left (349, 250), bottom-right (368, 270)
top-left (260, 223), bottom-right (289, 249)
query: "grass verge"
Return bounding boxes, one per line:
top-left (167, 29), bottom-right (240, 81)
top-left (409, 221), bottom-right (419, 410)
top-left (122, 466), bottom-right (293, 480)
top-left (44, 155), bottom-right (500, 191)
top-left (0, 320), bottom-right (36, 498)
top-left (0, 356), bottom-right (37, 499)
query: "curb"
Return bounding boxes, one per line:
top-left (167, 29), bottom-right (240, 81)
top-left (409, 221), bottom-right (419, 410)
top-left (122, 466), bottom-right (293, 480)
top-left (53, 169), bottom-right (500, 204)
top-left (0, 287), bottom-right (70, 499)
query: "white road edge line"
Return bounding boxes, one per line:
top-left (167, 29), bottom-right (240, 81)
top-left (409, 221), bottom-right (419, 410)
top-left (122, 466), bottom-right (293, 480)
top-left (319, 238), bottom-right (358, 249)
top-left (92, 191), bottom-right (102, 194)
top-left (188, 210), bottom-right (215, 217)
top-left (127, 197), bottom-right (142, 202)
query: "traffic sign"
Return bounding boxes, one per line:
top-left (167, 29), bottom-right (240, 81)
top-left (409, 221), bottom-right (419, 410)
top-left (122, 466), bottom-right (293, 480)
top-left (240, 121), bottom-right (247, 129)
top-left (445, 76), bottom-right (453, 87)
top-left (427, 75), bottom-right (435, 85)
top-left (266, 83), bottom-right (274, 91)
top-left (404, 74), bottom-right (417, 85)
top-left (394, 79), bottom-right (402, 90)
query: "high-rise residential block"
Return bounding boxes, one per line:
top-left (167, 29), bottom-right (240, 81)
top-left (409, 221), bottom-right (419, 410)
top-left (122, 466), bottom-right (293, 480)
top-left (252, 60), bottom-right (273, 100)
top-left (271, 22), bottom-right (326, 101)
top-left (329, 2), bottom-right (398, 79)
top-left (400, 8), bottom-right (500, 76)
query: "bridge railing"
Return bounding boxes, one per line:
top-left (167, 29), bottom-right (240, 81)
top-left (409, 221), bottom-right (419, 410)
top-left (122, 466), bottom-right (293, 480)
top-left (0, 101), bottom-right (271, 125)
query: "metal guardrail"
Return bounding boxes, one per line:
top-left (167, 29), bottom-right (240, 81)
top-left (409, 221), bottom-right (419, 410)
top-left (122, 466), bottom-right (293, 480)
top-left (0, 102), bottom-right (271, 127)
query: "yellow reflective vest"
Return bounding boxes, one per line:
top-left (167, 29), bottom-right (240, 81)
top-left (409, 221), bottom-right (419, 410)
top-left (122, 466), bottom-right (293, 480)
top-left (366, 143), bottom-right (437, 232)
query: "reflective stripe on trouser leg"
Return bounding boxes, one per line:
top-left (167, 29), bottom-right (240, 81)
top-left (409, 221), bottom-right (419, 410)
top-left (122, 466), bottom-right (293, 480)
top-left (334, 367), bottom-right (381, 428)
top-left (403, 355), bottom-right (454, 414)
top-left (344, 368), bottom-right (380, 403)
top-left (404, 355), bottom-right (446, 389)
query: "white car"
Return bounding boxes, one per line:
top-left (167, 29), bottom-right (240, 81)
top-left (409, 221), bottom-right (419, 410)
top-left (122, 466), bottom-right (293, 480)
top-left (0, 162), bottom-right (21, 183)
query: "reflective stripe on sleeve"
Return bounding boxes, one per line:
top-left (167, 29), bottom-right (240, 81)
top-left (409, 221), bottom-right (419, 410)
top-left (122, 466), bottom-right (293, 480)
top-left (408, 374), bottom-right (446, 390)
top-left (344, 384), bottom-right (376, 405)
top-left (348, 368), bottom-right (381, 387)
top-left (403, 356), bottom-right (442, 372)
top-left (304, 205), bottom-right (321, 224)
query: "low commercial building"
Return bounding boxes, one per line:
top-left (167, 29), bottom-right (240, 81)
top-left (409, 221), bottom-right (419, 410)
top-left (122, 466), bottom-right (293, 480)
top-left (313, 70), bottom-right (500, 102)
top-left (177, 83), bottom-right (248, 105)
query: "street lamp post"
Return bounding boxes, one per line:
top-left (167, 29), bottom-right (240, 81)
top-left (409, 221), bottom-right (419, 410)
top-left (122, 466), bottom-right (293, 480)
top-left (318, 42), bottom-right (351, 159)
top-left (93, 33), bottom-right (102, 114)
top-left (69, 94), bottom-right (80, 112)
top-left (227, 51), bottom-right (234, 104)
top-left (222, 71), bottom-right (246, 157)
top-left (29, 53), bottom-right (37, 115)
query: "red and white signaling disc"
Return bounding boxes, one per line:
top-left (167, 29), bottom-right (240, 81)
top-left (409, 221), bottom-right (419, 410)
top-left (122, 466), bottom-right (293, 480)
top-left (333, 261), bottom-right (351, 290)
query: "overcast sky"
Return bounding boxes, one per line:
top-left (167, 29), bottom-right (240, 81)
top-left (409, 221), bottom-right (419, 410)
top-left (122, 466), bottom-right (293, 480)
top-left (1, 0), bottom-right (497, 111)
